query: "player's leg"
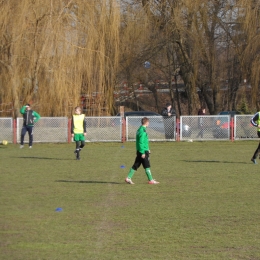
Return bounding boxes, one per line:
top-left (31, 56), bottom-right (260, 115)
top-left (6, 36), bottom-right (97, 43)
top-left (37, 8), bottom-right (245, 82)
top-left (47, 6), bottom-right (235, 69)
top-left (80, 141), bottom-right (85, 149)
top-left (142, 152), bottom-right (159, 184)
top-left (75, 141), bottom-right (81, 159)
top-left (251, 132), bottom-right (260, 164)
top-left (78, 136), bottom-right (85, 158)
top-left (73, 134), bottom-right (81, 160)
top-left (125, 152), bottom-right (142, 184)
top-left (251, 142), bottom-right (260, 164)
top-left (141, 152), bottom-right (153, 181)
top-left (20, 126), bottom-right (27, 148)
top-left (28, 126), bottom-right (33, 147)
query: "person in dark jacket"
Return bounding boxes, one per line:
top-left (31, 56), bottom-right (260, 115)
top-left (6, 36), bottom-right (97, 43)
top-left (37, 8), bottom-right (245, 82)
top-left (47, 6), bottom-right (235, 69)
top-left (196, 107), bottom-right (206, 138)
top-left (250, 111), bottom-right (260, 164)
top-left (161, 103), bottom-right (176, 139)
top-left (20, 104), bottom-right (41, 148)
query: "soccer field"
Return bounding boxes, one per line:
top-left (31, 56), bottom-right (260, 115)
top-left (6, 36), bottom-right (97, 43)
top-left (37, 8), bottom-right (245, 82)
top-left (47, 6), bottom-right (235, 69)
top-left (1, 141), bottom-right (260, 259)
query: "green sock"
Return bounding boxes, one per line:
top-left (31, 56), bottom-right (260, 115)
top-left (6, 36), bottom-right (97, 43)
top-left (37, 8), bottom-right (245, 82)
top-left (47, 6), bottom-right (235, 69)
top-left (127, 168), bottom-right (135, 179)
top-left (145, 168), bottom-right (153, 181)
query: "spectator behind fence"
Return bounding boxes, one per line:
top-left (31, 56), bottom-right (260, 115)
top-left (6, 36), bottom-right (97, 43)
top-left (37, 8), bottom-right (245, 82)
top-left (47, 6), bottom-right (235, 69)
top-left (20, 104), bottom-right (40, 149)
top-left (196, 107), bottom-right (206, 138)
top-left (161, 103), bottom-right (176, 139)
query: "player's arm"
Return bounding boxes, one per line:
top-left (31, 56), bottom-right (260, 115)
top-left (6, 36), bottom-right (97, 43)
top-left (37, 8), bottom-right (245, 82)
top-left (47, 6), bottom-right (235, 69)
top-left (20, 105), bottom-right (27, 114)
top-left (33, 111), bottom-right (41, 123)
top-left (138, 131), bottom-right (146, 157)
top-left (71, 116), bottom-right (75, 135)
top-left (161, 108), bottom-right (168, 116)
top-left (250, 113), bottom-right (259, 127)
top-left (83, 117), bottom-right (87, 135)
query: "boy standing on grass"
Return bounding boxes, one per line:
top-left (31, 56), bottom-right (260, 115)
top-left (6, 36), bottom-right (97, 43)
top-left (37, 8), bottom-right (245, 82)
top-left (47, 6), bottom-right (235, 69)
top-left (250, 111), bottom-right (260, 164)
top-left (71, 106), bottom-right (86, 160)
top-left (125, 117), bottom-right (159, 185)
top-left (20, 104), bottom-right (41, 148)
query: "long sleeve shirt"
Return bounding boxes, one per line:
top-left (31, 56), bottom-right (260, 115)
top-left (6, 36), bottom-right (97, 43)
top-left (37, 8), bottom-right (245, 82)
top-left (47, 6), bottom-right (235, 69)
top-left (136, 125), bottom-right (149, 154)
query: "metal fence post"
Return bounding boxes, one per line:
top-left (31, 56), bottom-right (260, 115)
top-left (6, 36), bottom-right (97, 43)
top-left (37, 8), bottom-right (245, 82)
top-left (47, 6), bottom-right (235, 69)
top-left (68, 118), bottom-right (71, 143)
top-left (231, 117), bottom-right (234, 142)
top-left (176, 118), bottom-right (180, 141)
top-left (122, 118), bottom-right (126, 143)
top-left (13, 119), bottom-right (17, 144)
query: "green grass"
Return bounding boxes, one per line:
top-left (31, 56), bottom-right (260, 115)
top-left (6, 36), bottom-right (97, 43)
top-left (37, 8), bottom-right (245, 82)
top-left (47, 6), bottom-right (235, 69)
top-left (1, 141), bottom-right (260, 260)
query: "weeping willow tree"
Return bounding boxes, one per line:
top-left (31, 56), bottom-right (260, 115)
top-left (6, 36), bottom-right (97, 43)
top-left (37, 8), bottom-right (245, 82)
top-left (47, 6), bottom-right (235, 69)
top-left (0, 0), bottom-right (120, 117)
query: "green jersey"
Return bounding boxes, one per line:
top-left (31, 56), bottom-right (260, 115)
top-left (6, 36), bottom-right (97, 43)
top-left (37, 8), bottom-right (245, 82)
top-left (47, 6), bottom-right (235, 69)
top-left (20, 106), bottom-right (40, 126)
top-left (136, 125), bottom-right (149, 154)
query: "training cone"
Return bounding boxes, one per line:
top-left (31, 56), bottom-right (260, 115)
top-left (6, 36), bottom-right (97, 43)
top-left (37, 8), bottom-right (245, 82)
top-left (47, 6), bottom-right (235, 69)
top-left (55, 207), bottom-right (63, 212)
top-left (120, 165), bottom-right (125, 168)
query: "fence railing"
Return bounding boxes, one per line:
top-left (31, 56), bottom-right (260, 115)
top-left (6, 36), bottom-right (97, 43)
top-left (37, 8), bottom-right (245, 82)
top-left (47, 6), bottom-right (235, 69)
top-left (180, 115), bottom-right (231, 141)
top-left (0, 118), bottom-right (13, 143)
top-left (85, 117), bottom-right (122, 142)
top-left (0, 115), bottom-right (257, 143)
top-left (234, 115), bottom-right (257, 140)
top-left (16, 117), bottom-right (69, 143)
top-left (126, 116), bottom-right (175, 141)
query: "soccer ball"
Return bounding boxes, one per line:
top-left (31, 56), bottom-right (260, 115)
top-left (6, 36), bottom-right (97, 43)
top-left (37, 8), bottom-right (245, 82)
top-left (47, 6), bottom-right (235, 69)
top-left (2, 140), bottom-right (8, 145)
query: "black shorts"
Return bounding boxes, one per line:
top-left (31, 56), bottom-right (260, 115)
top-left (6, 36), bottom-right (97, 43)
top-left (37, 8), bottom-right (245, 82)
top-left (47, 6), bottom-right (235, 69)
top-left (132, 151), bottom-right (150, 170)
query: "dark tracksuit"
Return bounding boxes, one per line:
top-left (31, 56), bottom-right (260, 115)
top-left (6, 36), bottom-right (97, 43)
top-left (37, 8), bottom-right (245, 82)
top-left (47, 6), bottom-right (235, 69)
top-left (20, 106), bottom-right (40, 146)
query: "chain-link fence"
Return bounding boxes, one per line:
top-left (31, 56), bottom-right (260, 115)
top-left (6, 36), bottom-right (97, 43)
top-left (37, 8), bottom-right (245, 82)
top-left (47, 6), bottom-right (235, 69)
top-left (0, 118), bottom-right (13, 143)
top-left (85, 117), bottom-right (121, 142)
top-left (0, 115), bottom-right (257, 143)
top-left (234, 115), bottom-right (257, 140)
top-left (180, 115), bottom-right (231, 140)
top-left (126, 116), bottom-right (176, 141)
top-left (17, 117), bottom-right (68, 143)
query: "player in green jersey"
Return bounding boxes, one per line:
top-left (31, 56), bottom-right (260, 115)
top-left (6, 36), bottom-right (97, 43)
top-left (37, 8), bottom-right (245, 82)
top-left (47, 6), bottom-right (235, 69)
top-left (125, 117), bottom-right (159, 184)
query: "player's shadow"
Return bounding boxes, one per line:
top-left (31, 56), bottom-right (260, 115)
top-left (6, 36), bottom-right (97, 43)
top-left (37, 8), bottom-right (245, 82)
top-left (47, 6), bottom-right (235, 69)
top-left (55, 180), bottom-right (121, 184)
top-left (183, 160), bottom-right (249, 164)
top-left (12, 156), bottom-right (72, 160)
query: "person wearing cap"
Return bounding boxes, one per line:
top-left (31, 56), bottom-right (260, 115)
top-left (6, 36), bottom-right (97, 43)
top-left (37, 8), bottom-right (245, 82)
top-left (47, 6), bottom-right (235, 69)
top-left (20, 104), bottom-right (41, 148)
top-left (161, 102), bottom-right (176, 139)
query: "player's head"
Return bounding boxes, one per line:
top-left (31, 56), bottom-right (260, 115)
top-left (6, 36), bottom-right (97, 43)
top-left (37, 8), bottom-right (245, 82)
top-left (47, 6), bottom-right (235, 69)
top-left (74, 106), bottom-right (81, 115)
top-left (26, 104), bottom-right (31, 110)
top-left (142, 117), bottom-right (149, 126)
